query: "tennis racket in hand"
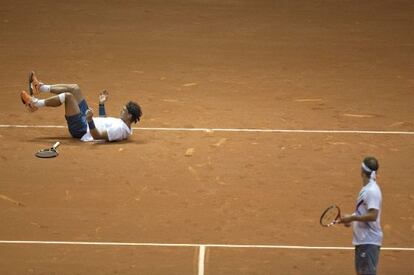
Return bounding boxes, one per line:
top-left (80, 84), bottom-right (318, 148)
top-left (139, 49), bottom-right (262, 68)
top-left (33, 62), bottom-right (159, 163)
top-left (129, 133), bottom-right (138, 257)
top-left (320, 204), bottom-right (341, 227)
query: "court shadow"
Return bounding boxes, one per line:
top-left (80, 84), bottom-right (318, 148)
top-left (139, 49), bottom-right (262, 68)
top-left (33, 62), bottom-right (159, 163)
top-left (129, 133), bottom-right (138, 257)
top-left (27, 136), bottom-right (147, 145)
top-left (27, 136), bottom-right (80, 144)
top-left (91, 138), bottom-right (148, 146)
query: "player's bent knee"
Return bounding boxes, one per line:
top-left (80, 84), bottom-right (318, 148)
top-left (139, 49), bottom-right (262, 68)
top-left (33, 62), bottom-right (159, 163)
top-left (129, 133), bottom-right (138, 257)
top-left (72, 84), bottom-right (81, 92)
top-left (65, 84), bottom-right (80, 92)
top-left (63, 92), bottom-right (76, 103)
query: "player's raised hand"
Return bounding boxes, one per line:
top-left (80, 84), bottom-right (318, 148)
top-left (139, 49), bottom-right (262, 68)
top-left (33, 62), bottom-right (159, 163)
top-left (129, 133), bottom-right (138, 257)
top-left (99, 90), bottom-right (109, 104)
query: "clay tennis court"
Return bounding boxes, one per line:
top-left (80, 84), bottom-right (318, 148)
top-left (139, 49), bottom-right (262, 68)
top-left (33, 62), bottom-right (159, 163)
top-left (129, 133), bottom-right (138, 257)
top-left (1, 0), bottom-right (413, 274)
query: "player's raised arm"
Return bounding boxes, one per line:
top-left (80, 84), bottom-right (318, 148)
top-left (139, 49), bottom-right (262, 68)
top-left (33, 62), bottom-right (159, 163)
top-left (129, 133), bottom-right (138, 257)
top-left (98, 90), bottom-right (109, 117)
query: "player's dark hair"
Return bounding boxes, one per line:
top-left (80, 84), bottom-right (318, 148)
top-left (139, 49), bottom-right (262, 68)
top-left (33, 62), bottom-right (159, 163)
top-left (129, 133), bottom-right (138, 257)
top-left (126, 101), bottom-right (142, 124)
top-left (362, 156), bottom-right (379, 177)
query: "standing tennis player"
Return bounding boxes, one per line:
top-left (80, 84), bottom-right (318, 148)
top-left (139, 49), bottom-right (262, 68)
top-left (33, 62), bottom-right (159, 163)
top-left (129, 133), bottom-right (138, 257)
top-left (20, 71), bottom-right (142, 142)
top-left (339, 156), bottom-right (383, 275)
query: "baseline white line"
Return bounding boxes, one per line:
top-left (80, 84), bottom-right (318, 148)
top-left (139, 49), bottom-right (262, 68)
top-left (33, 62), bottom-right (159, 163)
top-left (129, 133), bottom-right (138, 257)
top-left (0, 124), bottom-right (66, 129)
top-left (0, 124), bottom-right (413, 135)
top-left (198, 245), bottom-right (206, 275)
top-left (138, 127), bottom-right (414, 135)
top-left (0, 240), bottom-right (413, 251)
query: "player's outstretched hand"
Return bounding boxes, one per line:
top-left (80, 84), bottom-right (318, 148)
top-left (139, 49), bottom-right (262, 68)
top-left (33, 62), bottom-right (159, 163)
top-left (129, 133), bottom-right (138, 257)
top-left (99, 90), bottom-right (109, 104)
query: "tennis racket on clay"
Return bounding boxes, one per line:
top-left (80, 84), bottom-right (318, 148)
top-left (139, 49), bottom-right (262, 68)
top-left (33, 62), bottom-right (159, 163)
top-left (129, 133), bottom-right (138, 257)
top-left (35, 142), bottom-right (60, 158)
top-left (320, 204), bottom-right (341, 227)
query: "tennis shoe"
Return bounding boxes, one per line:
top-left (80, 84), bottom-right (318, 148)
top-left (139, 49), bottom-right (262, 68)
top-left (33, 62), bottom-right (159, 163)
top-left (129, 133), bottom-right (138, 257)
top-left (20, 90), bottom-right (38, 112)
top-left (29, 71), bottom-right (43, 95)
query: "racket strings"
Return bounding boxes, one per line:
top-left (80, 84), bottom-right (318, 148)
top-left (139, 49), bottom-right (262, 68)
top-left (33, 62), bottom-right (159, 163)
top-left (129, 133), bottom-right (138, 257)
top-left (36, 148), bottom-right (58, 158)
top-left (321, 208), bottom-right (340, 225)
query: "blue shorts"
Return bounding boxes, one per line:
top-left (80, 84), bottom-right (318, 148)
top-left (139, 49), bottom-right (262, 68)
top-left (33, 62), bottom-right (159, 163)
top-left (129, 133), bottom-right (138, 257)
top-left (355, 244), bottom-right (381, 275)
top-left (65, 99), bottom-right (89, 138)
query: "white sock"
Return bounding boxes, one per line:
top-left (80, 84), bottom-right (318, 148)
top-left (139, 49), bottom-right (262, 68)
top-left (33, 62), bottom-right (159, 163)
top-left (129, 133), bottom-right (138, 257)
top-left (39, 84), bottom-right (51, 93)
top-left (33, 98), bottom-right (45, 108)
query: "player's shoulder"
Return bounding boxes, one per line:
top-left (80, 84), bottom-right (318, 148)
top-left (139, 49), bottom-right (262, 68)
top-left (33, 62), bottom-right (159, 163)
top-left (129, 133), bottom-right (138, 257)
top-left (366, 182), bottom-right (382, 197)
top-left (110, 118), bottom-right (131, 132)
top-left (101, 116), bottom-right (122, 125)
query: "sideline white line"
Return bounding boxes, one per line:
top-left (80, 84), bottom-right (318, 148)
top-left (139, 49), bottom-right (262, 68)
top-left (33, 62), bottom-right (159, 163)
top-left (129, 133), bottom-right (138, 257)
top-left (198, 245), bottom-right (206, 275)
top-left (0, 124), bottom-right (413, 135)
top-left (0, 240), bottom-right (413, 251)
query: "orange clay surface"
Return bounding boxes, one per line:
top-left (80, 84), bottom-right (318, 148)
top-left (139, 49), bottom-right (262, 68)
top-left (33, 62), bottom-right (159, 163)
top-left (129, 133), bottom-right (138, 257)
top-left (0, 1), bottom-right (413, 274)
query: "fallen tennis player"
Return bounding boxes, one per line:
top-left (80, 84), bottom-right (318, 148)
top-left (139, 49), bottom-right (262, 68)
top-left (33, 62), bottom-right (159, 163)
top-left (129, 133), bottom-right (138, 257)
top-left (20, 71), bottom-right (142, 142)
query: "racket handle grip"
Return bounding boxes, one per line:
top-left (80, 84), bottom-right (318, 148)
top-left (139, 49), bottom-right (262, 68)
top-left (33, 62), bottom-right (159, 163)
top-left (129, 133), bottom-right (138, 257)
top-left (52, 142), bottom-right (60, 149)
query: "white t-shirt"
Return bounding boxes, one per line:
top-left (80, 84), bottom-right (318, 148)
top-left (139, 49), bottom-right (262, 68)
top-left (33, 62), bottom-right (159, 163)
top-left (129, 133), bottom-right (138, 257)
top-left (352, 179), bottom-right (383, 246)
top-left (81, 117), bottom-right (132, 142)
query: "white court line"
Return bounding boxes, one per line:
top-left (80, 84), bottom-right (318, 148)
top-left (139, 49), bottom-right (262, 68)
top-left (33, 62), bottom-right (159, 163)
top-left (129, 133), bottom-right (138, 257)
top-left (198, 245), bottom-right (206, 275)
top-left (0, 124), bottom-right (413, 135)
top-left (0, 124), bottom-right (66, 129)
top-left (0, 240), bottom-right (413, 251)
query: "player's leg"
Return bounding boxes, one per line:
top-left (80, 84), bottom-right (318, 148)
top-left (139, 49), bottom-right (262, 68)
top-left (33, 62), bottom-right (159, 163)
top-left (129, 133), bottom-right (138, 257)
top-left (30, 72), bottom-right (85, 104)
top-left (355, 244), bottom-right (380, 275)
top-left (43, 93), bottom-right (88, 138)
top-left (20, 91), bottom-right (88, 138)
top-left (21, 91), bottom-right (80, 116)
top-left (48, 84), bottom-right (86, 104)
top-left (28, 71), bottom-right (90, 119)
